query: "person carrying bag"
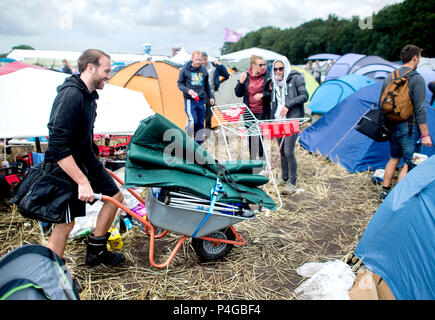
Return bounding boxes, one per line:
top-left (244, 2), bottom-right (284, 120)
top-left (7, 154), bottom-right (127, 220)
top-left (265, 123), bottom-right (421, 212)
top-left (11, 160), bottom-right (76, 224)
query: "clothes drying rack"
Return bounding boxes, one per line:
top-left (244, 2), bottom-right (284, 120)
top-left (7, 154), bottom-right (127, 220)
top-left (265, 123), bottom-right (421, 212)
top-left (211, 103), bottom-right (310, 211)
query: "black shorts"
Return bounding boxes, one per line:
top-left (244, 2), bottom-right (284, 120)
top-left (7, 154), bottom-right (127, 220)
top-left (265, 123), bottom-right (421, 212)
top-left (65, 161), bottom-right (120, 223)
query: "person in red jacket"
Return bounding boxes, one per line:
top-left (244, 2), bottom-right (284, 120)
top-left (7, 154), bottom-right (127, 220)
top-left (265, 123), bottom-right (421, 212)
top-left (235, 55), bottom-right (271, 160)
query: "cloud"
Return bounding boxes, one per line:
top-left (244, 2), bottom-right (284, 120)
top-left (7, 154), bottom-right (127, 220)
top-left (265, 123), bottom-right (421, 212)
top-left (0, 0), bottom-right (404, 56)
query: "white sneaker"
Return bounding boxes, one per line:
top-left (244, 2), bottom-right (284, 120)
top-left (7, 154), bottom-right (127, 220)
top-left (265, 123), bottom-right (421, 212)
top-left (277, 178), bottom-right (289, 186)
top-left (282, 183), bottom-right (297, 195)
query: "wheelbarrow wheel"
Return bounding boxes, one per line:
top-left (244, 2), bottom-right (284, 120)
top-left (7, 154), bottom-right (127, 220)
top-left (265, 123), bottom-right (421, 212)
top-left (192, 228), bottom-right (235, 261)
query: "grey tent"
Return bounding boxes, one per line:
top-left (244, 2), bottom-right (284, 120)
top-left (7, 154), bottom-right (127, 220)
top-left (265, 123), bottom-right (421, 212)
top-left (214, 73), bottom-right (243, 105)
top-left (0, 244), bottom-right (78, 300)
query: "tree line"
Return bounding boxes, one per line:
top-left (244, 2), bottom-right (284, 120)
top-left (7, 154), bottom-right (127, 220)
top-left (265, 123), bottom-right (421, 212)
top-left (221, 0), bottom-right (434, 65)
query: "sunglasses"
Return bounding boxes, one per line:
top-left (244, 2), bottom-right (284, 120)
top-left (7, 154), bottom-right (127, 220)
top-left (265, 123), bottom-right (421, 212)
top-left (256, 63), bottom-right (265, 67)
top-left (274, 67), bottom-right (284, 72)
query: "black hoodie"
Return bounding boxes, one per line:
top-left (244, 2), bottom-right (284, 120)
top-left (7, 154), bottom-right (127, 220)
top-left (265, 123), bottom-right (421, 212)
top-left (177, 61), bottom-right (213, 100)
top-left (45, 75), bottom-right (99, 174)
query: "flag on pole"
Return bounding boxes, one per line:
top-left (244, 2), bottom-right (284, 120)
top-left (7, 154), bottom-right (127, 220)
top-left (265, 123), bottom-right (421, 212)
top-left (223, 27), bottom-right (242, 43)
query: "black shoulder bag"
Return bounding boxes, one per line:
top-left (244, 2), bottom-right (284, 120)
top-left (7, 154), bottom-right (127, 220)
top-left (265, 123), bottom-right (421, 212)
top-left (355, 105), bottom-right (391, 142)
top-left (11, 160), bottom-right (76, 224)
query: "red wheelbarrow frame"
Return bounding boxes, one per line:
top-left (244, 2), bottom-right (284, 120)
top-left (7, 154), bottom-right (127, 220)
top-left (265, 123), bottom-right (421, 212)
top-left (97, 170), bottom-right (247, 269)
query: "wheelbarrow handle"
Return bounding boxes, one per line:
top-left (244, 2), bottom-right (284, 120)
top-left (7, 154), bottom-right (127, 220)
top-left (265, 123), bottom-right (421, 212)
top-left (93, 193), bottom-right (103, 201)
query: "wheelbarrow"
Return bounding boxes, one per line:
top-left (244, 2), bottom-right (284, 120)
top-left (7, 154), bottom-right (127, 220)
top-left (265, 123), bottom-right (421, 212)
top-left (94, 170), bottom-right (256, 268)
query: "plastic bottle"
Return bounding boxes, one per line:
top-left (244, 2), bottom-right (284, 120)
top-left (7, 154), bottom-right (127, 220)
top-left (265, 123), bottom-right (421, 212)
top-left (121, 211), bottom-right (133, 230)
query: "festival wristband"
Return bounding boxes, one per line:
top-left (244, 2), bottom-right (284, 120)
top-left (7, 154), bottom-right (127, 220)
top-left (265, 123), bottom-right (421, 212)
top-left (421, 134), bottom-right (430, 138)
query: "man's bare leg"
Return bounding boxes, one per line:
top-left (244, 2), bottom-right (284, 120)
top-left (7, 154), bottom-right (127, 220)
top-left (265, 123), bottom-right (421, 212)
top-left (382, 157), bottom-right (401, 188)
top-left (93, 191), bottom-right (123, 237)
top-left (48, 222), bottom-right (75, 258)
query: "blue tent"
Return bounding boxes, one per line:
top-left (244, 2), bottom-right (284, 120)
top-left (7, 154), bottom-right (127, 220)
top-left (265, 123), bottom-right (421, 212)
top-left (325, 54), bottom-right (400, 82)
top-left (325, 53), bottom-right (365, 81)
top-left (352, 64), bottom-right (398, 81)
top-left (308, 53), bottom-right (341, 61)
top-left (300, 81), bottom-right (435, 173)
top-left (355, 155), bottom-right (435, 300)
top-left (308, 74), bottom-right (375, 114)
top-left (300, 82), bottom-right (390, 172)
top-left (348, 55), bottom-right (400, 75)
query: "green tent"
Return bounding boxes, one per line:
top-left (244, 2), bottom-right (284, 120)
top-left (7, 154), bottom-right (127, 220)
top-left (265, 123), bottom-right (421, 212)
top-left (124, 114), bottom-right (276, 210)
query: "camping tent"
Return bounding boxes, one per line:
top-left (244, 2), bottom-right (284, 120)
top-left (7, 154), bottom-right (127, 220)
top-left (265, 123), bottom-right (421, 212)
top-left (220, 47), bottom-right (286, 63)
top-left (308, 74), bottom-right (375, 114)
top-left (308, 53), bottom-right (341, 61)
top-left (0, 244), bottom-right (78, 300)
top-left (419, 69), bottom-right (435, 106)
top-left (300, 82), bottom-right (390, 173)
top-left (0, 67), bottom-right (153, 138)
top-left (7, 49), bottom-right (151, 69)
top-left (300, 81), bottom-right (435, 173)
top-left (169, 48), bottom-right (191, 65)
top-left (214, 73), bottom-right (243, 106)
top-left (352, 64), bottom-right (398, 81)
top-left (418, 57), bottom-right (435, 71)
top-left (326, 54), bottom-right (401, 82)
top-left (347, 55), bottom-right (400, 75)
top-left (325, 53), bottom-right (365, 81)
top-left (291, 66), bottom-right (319, 114)
top-left (108, 60), bottom-right (187, 130)
top-left (354, 155), bottom-right (435, 300)
top-left (0, 61), bottom-right (44, 75)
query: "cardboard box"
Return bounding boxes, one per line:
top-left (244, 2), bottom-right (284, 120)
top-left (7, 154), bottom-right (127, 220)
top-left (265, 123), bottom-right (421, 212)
top-left (350, 269), bottom-right (396, 300)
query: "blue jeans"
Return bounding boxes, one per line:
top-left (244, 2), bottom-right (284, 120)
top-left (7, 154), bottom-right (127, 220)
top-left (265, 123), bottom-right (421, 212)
top-left (389, 122), bottom-right (419, 168)
top-left (184, 98), bottom-right (206, 144)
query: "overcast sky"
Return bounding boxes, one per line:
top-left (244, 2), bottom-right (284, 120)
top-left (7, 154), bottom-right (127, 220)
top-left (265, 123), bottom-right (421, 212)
top-left (0, 0), bottom-right (404, 57)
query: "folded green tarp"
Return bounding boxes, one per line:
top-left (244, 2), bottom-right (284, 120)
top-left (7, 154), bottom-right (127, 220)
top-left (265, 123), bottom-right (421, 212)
top-left (124, 114), bottom-right (276, 210)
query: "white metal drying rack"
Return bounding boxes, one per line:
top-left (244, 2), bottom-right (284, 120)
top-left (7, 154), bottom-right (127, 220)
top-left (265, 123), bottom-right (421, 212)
top-left (211, 103), bottom-right (309, 211)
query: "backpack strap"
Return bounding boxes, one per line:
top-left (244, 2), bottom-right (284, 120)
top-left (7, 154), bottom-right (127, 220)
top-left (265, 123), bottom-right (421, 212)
top-left (393, 68), bottom-right (413, 80)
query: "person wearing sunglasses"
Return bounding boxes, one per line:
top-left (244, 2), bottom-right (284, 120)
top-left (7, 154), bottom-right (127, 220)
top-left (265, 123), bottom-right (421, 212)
top-left (235, 55), bottom-right (271, 161)
top-left (265, 57), bottom-right (308, 194)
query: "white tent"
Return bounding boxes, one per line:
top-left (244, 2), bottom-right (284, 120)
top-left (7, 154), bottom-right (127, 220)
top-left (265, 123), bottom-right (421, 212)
top-left (169, 48), bottom-right (191, 65)
top-left (219, 47), bottom-right (286, 62)
top-left (0, 68), bottom-right (154, 139)
top-left (7, 49), bottom-right (156, 66)
top-left (418, 57), bottom-right (435, 71)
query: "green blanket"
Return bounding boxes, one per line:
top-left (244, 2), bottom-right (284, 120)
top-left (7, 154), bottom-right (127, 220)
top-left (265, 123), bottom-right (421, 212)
top-left (124, 114), bottom-right (276, 210)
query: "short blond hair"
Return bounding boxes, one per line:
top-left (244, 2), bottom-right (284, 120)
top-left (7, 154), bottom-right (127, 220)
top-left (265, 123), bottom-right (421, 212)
top-left (192, 50), bottom-right (202, 58)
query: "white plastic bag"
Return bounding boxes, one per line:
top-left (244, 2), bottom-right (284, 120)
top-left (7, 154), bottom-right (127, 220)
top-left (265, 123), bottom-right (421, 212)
top-left (68, 202), bottom-right (102, 239)
top-left (294, 260), bottom-right (356, 300)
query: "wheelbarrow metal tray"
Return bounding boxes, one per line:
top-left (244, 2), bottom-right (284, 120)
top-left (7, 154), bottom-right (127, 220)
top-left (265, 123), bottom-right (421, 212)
top-left (145, 190), bottom-right (255, 238)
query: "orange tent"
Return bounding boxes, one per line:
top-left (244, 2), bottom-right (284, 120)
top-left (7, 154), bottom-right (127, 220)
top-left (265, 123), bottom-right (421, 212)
top-left (109, 60), bottom-right (188, 130)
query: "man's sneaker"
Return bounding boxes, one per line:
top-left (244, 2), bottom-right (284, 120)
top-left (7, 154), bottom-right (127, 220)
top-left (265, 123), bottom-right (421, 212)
top-left (379, 188), bottom-right (390, 201)
top-left (282, 183), bottom-right (297, 195)
top-left (85, 233), bottom-right (125, 267)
